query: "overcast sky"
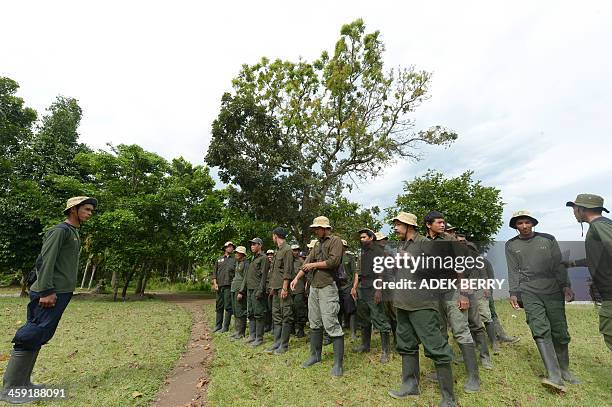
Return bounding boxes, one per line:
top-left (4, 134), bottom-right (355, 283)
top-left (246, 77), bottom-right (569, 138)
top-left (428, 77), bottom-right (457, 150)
top-left (3, 1), bottom-right (611, 241)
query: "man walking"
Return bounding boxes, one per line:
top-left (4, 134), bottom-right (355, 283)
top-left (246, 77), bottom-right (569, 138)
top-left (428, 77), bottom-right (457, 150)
top-left (212, 242), bottom-right (236, 333)
top-left (2, 196), bottom-right (97, 404)
top-left (506, 210), bottom-right (578, 392)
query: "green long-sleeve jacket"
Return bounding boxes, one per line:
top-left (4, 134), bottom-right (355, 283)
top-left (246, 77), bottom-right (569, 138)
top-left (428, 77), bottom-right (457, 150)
top-left (231, 259), bottom-right (249, 292)
top-left (212, 255), bottom-right (236, 287)
top-left (240, 252), bottom-right (269, 296)
top-left (505, 232), bottom-right (569, 297)
top-left (268, 242), bottom-right (294, 290)
top-left (303, 235), bottom-right (344, 288)
top-left (31, 222), bottom-right (81, 296)
top-left (585, 216), bottom-right (612, 301)
top-left (291, 257), bottom-right (305, 294)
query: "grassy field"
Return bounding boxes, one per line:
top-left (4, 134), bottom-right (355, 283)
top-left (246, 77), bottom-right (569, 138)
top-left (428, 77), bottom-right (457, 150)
top-left (205, 301), bottom-right (612, 407)
top-left (0, 294), bottom-right (192, 406)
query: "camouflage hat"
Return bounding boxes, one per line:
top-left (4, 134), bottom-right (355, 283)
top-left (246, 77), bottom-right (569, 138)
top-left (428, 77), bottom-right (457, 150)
top-left (306, 239), bottom-right (318, 249)
top-left (566, 194), bottom-right (609, 213)
top-left (223, 241), bottom-right (236, 249)
top-left (310, 216), bottom-right (332, 229)
top-left (375, 232), bottom-right (388, 241)
top-left (63, 196), bottom-right (97, 215)
top-left (235, 246), bottom-right (247, 255)
top-left (341, 239), bottom-right (348, 247)
top-left (509, 210), bottom-right (539, 229)
top-left (291, 244), bottom-right (300, 250)
top-left (392, 212), bottom-right (418, 227)
top-left (248, 237), bottom-right (263, 245)
top-left (266, 249), bottom-right (275, 255)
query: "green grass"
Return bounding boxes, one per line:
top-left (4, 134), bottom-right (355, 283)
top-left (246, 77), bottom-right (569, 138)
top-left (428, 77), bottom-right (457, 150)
top-left (205, 301), bottom-right (612, 407)
top-left (0, 295), bottom-right (192, 406)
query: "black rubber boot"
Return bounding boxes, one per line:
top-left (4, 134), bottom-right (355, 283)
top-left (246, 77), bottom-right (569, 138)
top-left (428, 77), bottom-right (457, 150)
top-left (250, 319), bottom-right (265, 347)
top-left (230, 317), bottom-right (242, 339)
top-left (459, 343), bottom-right (480, 393)
top-left (485, 322), bottom-right (501, 354)
top-left (265, 325), bottom-right (282, 353)
top-left (535, 338), bottom-right (566, 392)
top-left (331, 336), bottom-right (344, 377)
top-left (243, 318), bottom-right (256, 343)
top-left (25, 350), bottom-right (44, 389)
top-left (436, 363), bottom-right (457, 407)
top-left (219, 310), bottom-right (232, 333)
top-left (302, 329), bottom-right (323, 367)
top-left (350, 314), bottom-right (357, 341)
top-left (213, 310), bottom-right (223, 332)
top-left (353, 325), bottom-right (371, 352)
top-left (296, 324), bottom-right (305, 338)
top-left (474, 332), bottom-right (493, 370)
top-left (554, 342), bottom-right (580, 384)
top-left (494, 318), bottom-right (519, 343)
top-left (231, 317), bottom-right (246, 340)
top-left (388, 353), bottom-right (420, 398)
top-left (323, 331), bottom-right (331, 346)
top-left (380, 332), bottom-right (390, 363)
top-left (274, 323), bottom-right (292, 354)
top-left (1, 350), bottom-right (39, 404)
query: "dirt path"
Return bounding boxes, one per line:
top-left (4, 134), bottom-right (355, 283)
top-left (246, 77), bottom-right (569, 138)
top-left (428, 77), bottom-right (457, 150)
top-left (151, 293), bottom-right (215, 407)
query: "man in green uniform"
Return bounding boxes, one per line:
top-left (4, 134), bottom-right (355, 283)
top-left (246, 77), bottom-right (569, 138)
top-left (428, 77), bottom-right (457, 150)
top-left (566, 194), bottom-right (612, 351)
top-left (239, 238), bottom-right (269, 347)
top-left (340, 240), bottom-right (358, 341)
top-left (424, 211), bottom-right (486, 392)
top-left (291, 244), bottom-right (307, 338)
top-left (230, 246), bottom-right (249, 340)
top-left (352, 228), bottom-right (392, 363)
top-left (387, 212), bottom-right (457, 406)
top-left (506, 210), bottom-right (578, 392)
top-left (265, 227), bottom-right (294, 354)
top-left (2, 196), bottom-right (97, 404)
top-left (291, 216), bottom-right (345, 376)
top-left (264, 249), bottom-right (274, 333)
top-left (212, 241), bottom-right (236, 333)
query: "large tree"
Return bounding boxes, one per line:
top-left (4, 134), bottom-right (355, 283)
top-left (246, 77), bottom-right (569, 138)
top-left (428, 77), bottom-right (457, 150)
top-left (388, 170), bottom-right (504, 244)
top-left (206, 19), bottom-right (457, 245)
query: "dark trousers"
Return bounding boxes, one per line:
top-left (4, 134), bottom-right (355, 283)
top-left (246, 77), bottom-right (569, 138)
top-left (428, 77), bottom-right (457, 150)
top-left (215, 285), bottom-right (232, 314)
top-left (12, 291), bottom-right (73, 351)
top-left (396, 307), bottom-right (454, 365)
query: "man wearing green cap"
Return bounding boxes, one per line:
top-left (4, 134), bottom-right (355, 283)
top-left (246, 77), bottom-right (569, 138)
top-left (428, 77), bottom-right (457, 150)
top-left (212, 242), bottom-right (236, 333)
top-left (291, 244), bottom-right (307, 338)
top-left (566, 194), bottom-right (612, 351)
top-left (387, 211), bottom-right (458, 406)
top-left (2, 196), bottom-right (96, 404)
top-left (265, 227), bottom-right (294, 355)
top-left (240, 238), bottom-right (269, 347)
top-left (291, 216), bottom-right (345, 376)
top-left (230, 246), bottom-right (250, 340)
top-left (505, 210), bottom-right (578, 392)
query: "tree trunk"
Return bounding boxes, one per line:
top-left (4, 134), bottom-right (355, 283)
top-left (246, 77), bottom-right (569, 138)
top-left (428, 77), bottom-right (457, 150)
top-left (139, 269), bottom-right (150, 296)
top-left (87, 263), bottom-right (97, 290)
top-left (112, 269), bottom-right (119, 302)
top-left (19, 271), bottom-right (28, 298)
top-left (134, 266), bottom-right (145, 294)
top-left (121, 264), bottom-right (138, 301)
top-left (80, 255), bottom-right (92, 289)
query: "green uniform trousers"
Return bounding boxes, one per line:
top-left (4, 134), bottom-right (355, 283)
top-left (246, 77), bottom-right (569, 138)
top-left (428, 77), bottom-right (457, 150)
top-left (272, 291), bottom-right (294, 325)
top-left (308, 283), bottom-right (343, 337)
top-left (438, 291), bottom-right (473, 344)
top-left (522, 291), bottom-right (570, 344)
top-left (466, 292), bottom-right (486, 334)
top-left (292, 293), bottom-right (308, 326)
top-left (246, 289), bottom-right (267, 319)
top-left (489, 297), bottom-right (498, 319)
top-left (231, 291), bottom-right (247, 319)
top-left (599, 301), bottom-right (612, 351)
top-left (478, 296), bottom-right (492, 324)
top-left (356, 287), bottom-right (391, 333)
top-left (216, 285), bottom-right (232, 314)
top-left (396, 307), bottom-right (454, 365)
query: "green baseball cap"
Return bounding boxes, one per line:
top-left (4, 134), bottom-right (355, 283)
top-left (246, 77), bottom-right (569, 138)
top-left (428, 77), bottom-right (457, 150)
top-left (566, 194), bottom-right (608, 213)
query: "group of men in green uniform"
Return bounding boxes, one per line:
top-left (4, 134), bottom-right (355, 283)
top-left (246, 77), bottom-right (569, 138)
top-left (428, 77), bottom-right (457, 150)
top-left (210, 192), bottom-right (612, 407)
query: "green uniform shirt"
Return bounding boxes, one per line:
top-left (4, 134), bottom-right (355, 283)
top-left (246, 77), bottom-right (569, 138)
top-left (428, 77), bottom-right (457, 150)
top-left (231, 259), bottom-right (249, 292)
top-left (394, 233), bottom-right (438, 311)
top-left (212, 254), bottom-right (236, 287)
top-left (356, 242), bottom-right (385, 289)
top-left (340, 252), bottom-right (357, 289)
top-left (585, 216), bottom-right (612, 301)
top-left (241, 252), bottom-right (269, 293)
top-left (291, 257), bottom-right (305, 294)
top-left (31, 222), bottom-right (81, 296)
top-left (303, 235), bottom-right (344, 288)
top-left (505, 232), bottom-right (569, 297)
top-left (268, 242), bottom-right (293, 290)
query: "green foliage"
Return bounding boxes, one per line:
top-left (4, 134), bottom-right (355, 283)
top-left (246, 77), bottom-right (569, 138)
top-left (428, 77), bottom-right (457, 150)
top-left (388, 170), bottom-right (504, 244)
top-left (206, 19), bottom-right (457, 245)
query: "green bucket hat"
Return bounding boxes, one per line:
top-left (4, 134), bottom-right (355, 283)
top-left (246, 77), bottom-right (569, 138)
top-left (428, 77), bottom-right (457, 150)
top-left (566, 194), bottom-right (609, 213)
